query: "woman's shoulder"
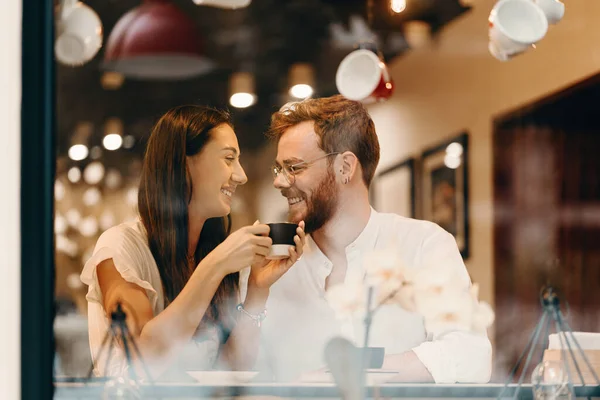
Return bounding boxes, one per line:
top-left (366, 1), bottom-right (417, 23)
top-left (82, 218), bottom-right (160, 300)
top-left (98, 218), bottom-right (147, 247)
top-left (91, 218), bottom-right (155, 268)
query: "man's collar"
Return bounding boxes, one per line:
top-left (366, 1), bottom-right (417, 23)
top-left (301, 207), bottom-right (380, 264)
top-left (344, 207), bottom-right (379, 253)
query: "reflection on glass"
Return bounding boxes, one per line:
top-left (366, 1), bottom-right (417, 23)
top-left (531, 360), bottom-right (574, 400)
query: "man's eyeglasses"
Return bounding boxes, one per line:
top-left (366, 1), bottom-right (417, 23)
top-left (271, 152), bottom-right (340, 184)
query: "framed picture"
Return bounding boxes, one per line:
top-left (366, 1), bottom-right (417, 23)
top-left (421, 132), bottom-right (469, 259)
top-left (372, 158), bottom-right (416, 218)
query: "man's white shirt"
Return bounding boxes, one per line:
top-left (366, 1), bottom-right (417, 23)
top-left (247, 208), bottom-right (491, 383)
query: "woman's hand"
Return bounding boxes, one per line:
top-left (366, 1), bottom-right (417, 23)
top-left (247, 221), bottom-right (306, 290)
top-left (206, 222), bottom-right (272, 276)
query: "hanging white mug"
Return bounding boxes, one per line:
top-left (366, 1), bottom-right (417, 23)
top-left (488, 41), bottom-right (510, 62)
top-left (335, 47), bottom-right (394, 103)
top-left (55, 0), bottom-right (103, 66)
top-left (534, 0), bottom-right (565, 25)
top-left (488, 0), bottom-right (548, 60)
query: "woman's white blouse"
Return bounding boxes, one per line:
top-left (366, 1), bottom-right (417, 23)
top-left (80, 219), bottom-right (221, 377)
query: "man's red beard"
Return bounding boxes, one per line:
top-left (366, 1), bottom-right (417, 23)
top-left (283, 168), bottom-right (338, 234)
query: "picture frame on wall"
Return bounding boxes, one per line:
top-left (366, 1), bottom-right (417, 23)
top-left (421, 132), bottom-right (469, 259)
top-left (372, 158), bottom-right (416, 218)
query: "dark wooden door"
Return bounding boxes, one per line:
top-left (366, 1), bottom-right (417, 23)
top-left (493, 77), bottom-right (600, 381)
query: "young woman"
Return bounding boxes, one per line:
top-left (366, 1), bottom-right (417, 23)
top-left (81, 105), bottom-right (305, 378)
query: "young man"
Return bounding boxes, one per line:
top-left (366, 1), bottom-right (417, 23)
top-left (257, 95), bottom-right (491, 383)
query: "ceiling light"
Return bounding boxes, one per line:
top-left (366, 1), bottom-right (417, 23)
top-left (83, 187), bottom-right (102, 206)
top-left (68, 144), bottom-right (88, 161)
top-left (55, 214), bottom-right (67, 235)
top-left (103, 0), bottom-right (214, 80)
top-left (103, 118), bottom-right (123, 150)
top-left (67, 167), bottom-right (81, 183)
top-left (90, 146), bottom-right (103, 159)
top-left (105, 169), bottom-right (123, 189)
top-left (55, 180), bottom-right (65, 202)
top-left (68, 121), bottom-right (92, 161)
top-left (193, 0), bottom-right (251, 8)
top-left (230, 93), bottom-right (255, 108)
top-left (83, 162), bottom-right (105, 185)
top-left (56, 235), bottom-right (79, 257)
top-left (290, 84), bottom-right (313, 99)
top-left (126, 187), bottom-right (139, 206)
top-left (65, 209), bottom-right (81, 227)
top-left (229, 72), bottom-right (256, 108)
top-left (446, 142), bottom-right (464, 158)
top-left (404, 21), bottom-right (432, 49)
top-left (103, 134), bottom-right (123, 151)
top-left (288, 63), bottom-right (315, 99)
top-left (390, 0), bottom-right (406, 13)
top-left (444, 154), bottom-right (462, 169)
top-left (101, 71), bottom-right (125, 90)
top-left (123, 135), bottom-right (136, 149)
top-left (79, 216), bottom-right (99, 237)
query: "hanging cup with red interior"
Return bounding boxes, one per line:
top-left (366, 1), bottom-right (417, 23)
top-left (335, 43), bottom-right (394, 103)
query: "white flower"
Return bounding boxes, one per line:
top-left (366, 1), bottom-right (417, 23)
top-left (469, 282), bottom-right (480, 301)
top-left (471, 301), bottom-right (495, 332)
top-left (325, 279), bottom-right (367, 319)
top-left (363, 249), bottom-right (417, 310)
top-left (412, 266), bottom-right (465, 321)
top-left (364, 249), bottom-right (405, 287)
top-left (326, 251), bottom-right (497, 335)
top-left (411, 265), bottom-right (466, 296)
top-left (468, 283), bottom-right (495, 332)
top-left (417, 279), bottom-right (495, 334)
top-left (375, 279), bottom-right (417, 311)
top-left (421, 290), bottom-right (475, 333)
top-left (392, 282), bottom-right (417, 312)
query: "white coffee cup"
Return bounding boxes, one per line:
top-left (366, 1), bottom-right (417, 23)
top-left (335, 48), bottom-right (394, 103)
top-left (534, 0), bottom-right (565, 25)
top-left (55, 0), bottom-right (103, 66)
top-left (488, 0), bottom-right (548, 60)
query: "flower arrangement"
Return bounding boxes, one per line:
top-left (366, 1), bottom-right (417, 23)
top-left (325, 249), bottom-right (495, 340)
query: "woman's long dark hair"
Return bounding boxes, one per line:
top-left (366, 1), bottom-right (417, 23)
top-left (138, 105), bottom-right (238, 328)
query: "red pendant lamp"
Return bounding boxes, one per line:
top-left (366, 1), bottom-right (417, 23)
top-left (103, 0), bottom-right (214, 80)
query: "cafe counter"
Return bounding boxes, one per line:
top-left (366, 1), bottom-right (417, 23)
top-left (54, 381), bottom-right (600, 399)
